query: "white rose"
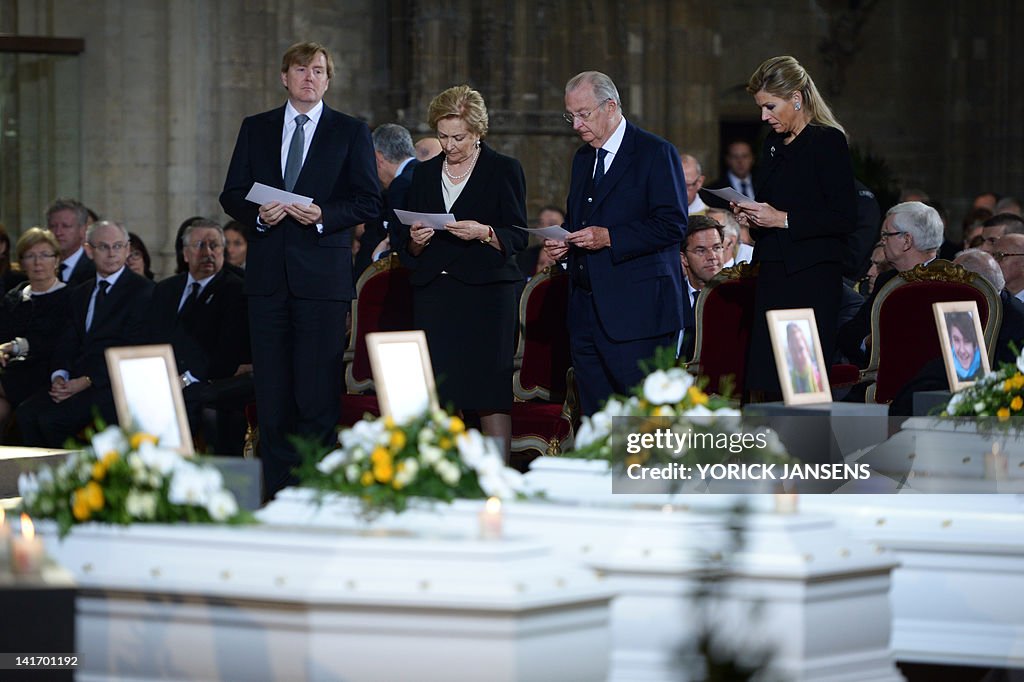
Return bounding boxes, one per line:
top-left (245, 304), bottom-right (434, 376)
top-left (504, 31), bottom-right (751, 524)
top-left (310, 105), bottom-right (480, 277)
top-left (394, 458), bottom-right (419, 487)
top-left (317, 449), bottom-right (347, 474)
top-left (947, 392), bottom-right (964, 413)
top-left (206, 489), bottom-right (239, 522)
top-left (345, 464), bottom-right (361, 482)
top-left (479, 466), bottom-right (525, 499)
top-left (456, 430), bottom-right (489, 468)
top-left (1017, 350), bottom-right (1024, 375)
top-left (125, 491), bottom-right (158, 520)
top-left (17, 472), bottom-right (39, 504)
top-left (138, 441), bottom-right (181, 476)
top-left (435, 459), bottom-right (461, 486)
top-left (419, 444), bottom-right (444, 465)
top-left (91, 426), bottom-right (127, 459)
top-left (643, 370), bottom-right (688, 405)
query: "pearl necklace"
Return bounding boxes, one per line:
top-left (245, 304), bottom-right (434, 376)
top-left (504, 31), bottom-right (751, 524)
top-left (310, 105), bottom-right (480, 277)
top-left (443, 147), bottom-right (480, 181)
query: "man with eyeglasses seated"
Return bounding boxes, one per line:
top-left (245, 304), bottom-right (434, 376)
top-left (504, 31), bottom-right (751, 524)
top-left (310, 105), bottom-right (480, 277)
top-left (994, 233), bottom-right (1024, 303)
top-left (977, 212), bottom-right (1024, 255)
top-left (16, 220), bottom-right (154, 447)
top-left (836, 201), bottom-right (943, 367)
top-left (148, 218), bottom-right (252, 455)
top-left (678, 216), bottom-right (725, 361)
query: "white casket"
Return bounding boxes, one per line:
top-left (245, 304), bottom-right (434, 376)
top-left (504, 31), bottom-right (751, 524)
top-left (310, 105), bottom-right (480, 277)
top-left (40, 521), bottom-right (613, 682)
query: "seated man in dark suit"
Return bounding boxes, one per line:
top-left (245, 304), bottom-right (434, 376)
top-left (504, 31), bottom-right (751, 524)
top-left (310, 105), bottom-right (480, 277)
top-left (46, 198), bottom-right (96, 286)
top-left (17, 220), bottom-right (154, 447)
top-left (149, 219), bottom-right (252, 454)
top-left (678, 215), bottom-right (725, 361)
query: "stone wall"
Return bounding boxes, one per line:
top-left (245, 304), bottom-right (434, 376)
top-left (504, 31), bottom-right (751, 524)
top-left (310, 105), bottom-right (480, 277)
top-left (2, 0), bottom-right (1021, 273)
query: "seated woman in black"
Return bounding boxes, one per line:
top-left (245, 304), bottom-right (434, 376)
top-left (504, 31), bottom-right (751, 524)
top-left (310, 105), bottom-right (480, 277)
top-left (0, 228), bottom-right (71, 440)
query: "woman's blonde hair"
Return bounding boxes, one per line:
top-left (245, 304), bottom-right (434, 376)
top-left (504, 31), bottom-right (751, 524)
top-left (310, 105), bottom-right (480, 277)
top-left (747, 56), bottom-right (845, 137)
top-left (16, 227), bottom-right (61, 264)
top-left (427, 85), bottom-right (488, 137)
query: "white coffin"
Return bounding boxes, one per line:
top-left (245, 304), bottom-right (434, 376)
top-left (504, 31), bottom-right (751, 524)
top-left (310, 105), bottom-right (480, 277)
top-left (261, 488), bottom-right (903, 682)
top-left (40, 522), bottom-right (613, 682)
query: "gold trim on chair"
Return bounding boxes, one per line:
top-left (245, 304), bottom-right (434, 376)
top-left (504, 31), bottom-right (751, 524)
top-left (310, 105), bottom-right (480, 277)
top-left (861, 259), bottom-right (1002, 403)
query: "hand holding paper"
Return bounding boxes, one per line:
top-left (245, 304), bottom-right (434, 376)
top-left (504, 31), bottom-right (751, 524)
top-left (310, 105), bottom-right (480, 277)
top-left (394, 209), bottom-right (456, 231)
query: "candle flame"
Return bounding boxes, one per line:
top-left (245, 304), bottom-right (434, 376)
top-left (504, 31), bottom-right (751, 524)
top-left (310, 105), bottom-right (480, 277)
top-left (20, 513), bottom-right (34, 540)
top-left (485, 496), bottom-right (501, 514)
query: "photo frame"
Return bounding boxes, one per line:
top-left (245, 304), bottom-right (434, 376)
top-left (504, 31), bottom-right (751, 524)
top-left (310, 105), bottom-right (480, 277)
top-left (933, 301), bottom-right (990, 392)
top-left (365, 330), bottom-right (440, 425)
top-left (105, 344), bottom-right (194, 454)
top-left (766, 308), bottom-right (833, 405)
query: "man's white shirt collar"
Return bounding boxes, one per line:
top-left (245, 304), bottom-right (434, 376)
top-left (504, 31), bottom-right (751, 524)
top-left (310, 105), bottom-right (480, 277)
top-left (284, 99), bottom-right (323, 130)
top-left (598, 116), bottom-right (628, 168)
top-left (62, 246), bottom-right (85, 279)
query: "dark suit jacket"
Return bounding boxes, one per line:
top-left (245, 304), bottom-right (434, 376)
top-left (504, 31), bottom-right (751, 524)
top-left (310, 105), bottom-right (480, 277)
top-left (565, 121), bottom-right (687, 342)
top-left (703, 171), bottom-right (760, 209)
top-left (66, 255), bottom-right (96, 287)
top-left (997, 290), bottom-right (1024, 365)
top-left (52, 269), bottom-right (154, 389)
top-left (354, 157), bottom-right (419, 282)
top-left (219, 103), bottom-right (382, 301)
top-left (148, 270), bottom-right (250, 382)
top-left (0, 283), bottom-right (72, 403)
top-left (394, 143), bottom-right (528, 286)
top-left (837, 268), bottom-right (898, 367)
top-left (679, 282), bottom-right (697, 362)
top-left (751, 125), bottom-right (857, 273)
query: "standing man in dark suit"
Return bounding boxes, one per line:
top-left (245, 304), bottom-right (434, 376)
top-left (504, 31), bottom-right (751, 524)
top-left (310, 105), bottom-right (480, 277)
top-left (703, 140), bottom-right (759, 209)
top-left (544, 71), bottom-right (688, 415)
top-left (17, 220), bottom-right (153, 447)
top-left (353, 123), bottom-right (419, 278)
top-left (219, 42), bottom-right (381, 498)
top-left (46, 198), bottom-right (96, 286)
top-left (149, 219), bottom-right (251, 454)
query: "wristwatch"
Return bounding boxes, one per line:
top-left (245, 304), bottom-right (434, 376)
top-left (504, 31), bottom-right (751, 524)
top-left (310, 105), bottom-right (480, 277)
top-left (181, 374), bottom-right (198, 388)
top-left (480, 226), bottom-right (494, 244)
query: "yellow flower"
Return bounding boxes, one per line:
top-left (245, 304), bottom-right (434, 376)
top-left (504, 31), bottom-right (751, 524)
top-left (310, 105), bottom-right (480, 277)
top-left (652, 405), bottom-right (673, 417)
top-left (371, 446), bottom-right (390, 466)
top-left (998, 407), bottom-right (1011, 422)
top-left (687, 386), bottom-right (708, 405)
top-left (130, 432), bottom-right (158, 449)
top-left (374, 461), bottom-right (394, 484)
top-left (391, 478), bottom-right (404, 490)
top-left (92, 460), bottom-right (108, 481)
top-left (360, 471), bottom-right (375, 487)
top-left (449, 416), bottom-right (465, 434)
top-left (1004, 379), bottom-right (1014, 392)
top-left (1014, 374), bottom-right (1024, 390)
top-left (389, 430), bottom-right (407, 453)
top-left (1012, 396), bottom-right (1023, 412)
top-left (438, 437), bottom-right (452, 450)
top-left (72, 491), bottom-right (91, 521)
top-left (383, 416), bottom-right (396, 430)
top-left (83, 480), bottom-right (104, 511)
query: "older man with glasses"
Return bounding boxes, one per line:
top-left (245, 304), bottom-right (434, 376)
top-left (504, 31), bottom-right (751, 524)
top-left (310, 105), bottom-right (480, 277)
top-left (17, 220), bottom-right (154, 447)
top-left (543, 70), bottom-right (687, 415)
top-left (993, 233), bottom-right (1024, 303)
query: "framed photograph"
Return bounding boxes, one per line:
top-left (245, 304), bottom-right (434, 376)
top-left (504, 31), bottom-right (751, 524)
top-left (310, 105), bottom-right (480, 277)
top-left (365, 330), bottom-right (440, 425)
top-left (105, 344), bottom-right (194, 454)
top-left (933, 301), bottom-right (989, 392)
top-left (766, 308), bottom-right (832, 405)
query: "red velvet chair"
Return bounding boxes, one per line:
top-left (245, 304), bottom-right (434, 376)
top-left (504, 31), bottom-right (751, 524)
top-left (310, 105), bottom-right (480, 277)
top-left (686, 263), bottom-right (759, 399)
top-left (243, 255), bottom-right (414, 458)
top-left (861, 260), bottom-right (1001, 404)
top-left (510, 266), bottom-right (578, 461)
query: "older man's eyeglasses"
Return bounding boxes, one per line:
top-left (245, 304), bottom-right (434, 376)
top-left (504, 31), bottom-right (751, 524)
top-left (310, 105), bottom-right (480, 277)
top-left (563, 99), bottom-right (611, 125)
top-left (687, 244), bottom-right (725, 259)
top-left (89, 242), bottom-right (128, 254)
top-left (993, 251), bottom-right (1024, 262)
top-left (879, 230), bottom-right (905, 240)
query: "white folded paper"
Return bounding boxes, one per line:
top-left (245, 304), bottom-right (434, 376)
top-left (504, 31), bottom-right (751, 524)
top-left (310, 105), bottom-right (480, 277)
top-left (701, 186), bottom-right (754, 205)
top-left (514, 224), bottom-right (570, 241)
top-left (393, 209), bottom-right (456, 230)
top-left (245, 182), bottom-right (313, 207)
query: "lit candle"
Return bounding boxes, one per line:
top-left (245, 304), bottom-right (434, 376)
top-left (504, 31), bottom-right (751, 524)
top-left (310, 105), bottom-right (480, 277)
top-left (774, 493), bottom-right (799, 515)
top-left (11, 513), bottom-right (45, 576)
top-left (0, 508), bottom-right (11, 575)
top-left (478, 497), bottom-right (503, 540)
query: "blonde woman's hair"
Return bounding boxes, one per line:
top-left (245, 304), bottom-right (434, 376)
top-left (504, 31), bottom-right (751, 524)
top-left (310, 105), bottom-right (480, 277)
top-left (427, 85), bottom-right (489, 137)
top-left (16, 227), bottom-right (61, 264)
top-left (747, 56), bottom-right (846, 137)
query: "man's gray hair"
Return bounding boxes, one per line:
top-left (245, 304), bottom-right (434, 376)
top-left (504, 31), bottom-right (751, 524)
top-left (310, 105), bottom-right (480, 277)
top-left (955, 248), bottom-right (1005, 292)
top-left (182, 218), bottom-right (225, 248)
top-left (565, 71), bottom-right (622, 109)
top-left (707, 208), bottom-right (740, 237)
top-left (887, 201), bottom-right (944, 251)
top-left (86, 219), bottom-right (128, 244)
top-left (680, 153), bottom-right (702, 176)
top-left (372, 124), bottom-right (416, 163)
top-left (46, 198), bottom-right (89, 227)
